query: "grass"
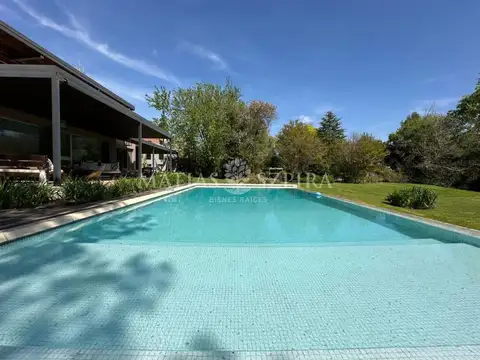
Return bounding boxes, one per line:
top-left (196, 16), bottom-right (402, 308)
top-left (190, 177), bottom-right (480, 230)
top-left (299, 182), bottom-right (480, 231)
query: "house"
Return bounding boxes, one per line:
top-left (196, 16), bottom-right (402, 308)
top-left (0, 20), bottom-right (172, 181)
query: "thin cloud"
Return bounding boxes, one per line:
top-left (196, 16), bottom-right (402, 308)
top-left (13, 0), bottom-right (180, 85)
top-left (297, 115), bottom-right (315, 124)
top-left (178, 41), bottom-right (229, 71)
top-left (90, 74), bottom-right (152, 103)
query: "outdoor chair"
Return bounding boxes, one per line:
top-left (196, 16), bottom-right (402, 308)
top-left (0, 154), bottom-right (51, 181)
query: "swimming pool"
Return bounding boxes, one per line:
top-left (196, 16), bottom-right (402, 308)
top-left (0, 186), bottom-right (479, 359)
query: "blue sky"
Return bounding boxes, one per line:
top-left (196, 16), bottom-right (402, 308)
top-left (1, 0), bottom-right (479, 139)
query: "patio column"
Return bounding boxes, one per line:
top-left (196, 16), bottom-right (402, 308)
top-left (152, 147), bottom-right (155, 170)
top-left (51, 74), bottom-right (61, 183)
top-left (168, 139), bottom-right (172, 171)
top-left (137, 122), bottom-right (142, 178)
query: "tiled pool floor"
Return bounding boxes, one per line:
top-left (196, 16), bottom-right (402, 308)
top-left (0, 240), bottom-right (479, 359)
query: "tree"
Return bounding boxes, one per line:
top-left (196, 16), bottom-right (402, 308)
top-left (448, 78), bottom-right (480, 134)
top-left (227, 100), bottom-right (277, 173)
top-left (317, 111), bottom-right (345, 143)
top-left (316, 111), bottom-right (346, 175)
top-left (386, 111), bottom-right (431, 181)
top-left (414, 114), bottom-right (464, 186)
top-left (146, 81), bottom-right (241, 174)
top-left (446, 78), bottom-right (480, 189)
top-left (334, 133), bottom-right (387, 183)
top-left (276, 120), bottom-right (325, 175)
top-left (146, 86), bottom-right (171, 131)
top-left (387, 108), bottom-right (477, 188)
top-left (146, 80), bottom-right (277, 175)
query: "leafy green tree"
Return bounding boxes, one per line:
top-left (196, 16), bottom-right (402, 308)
top-left (276, 120), bottom-right (325, 175)
top-left (147, 80), bottom-right (241, 174)
top-left (334, 133), bottom-right (387, 183)
top-left (448, 78), bottom-right (480, 134)
top-left (387, 107), bottom-right (477, 188)
top-left (146, 86), bottom-right (171, 131)
top-left (316, 111), bottom-right (346, 175)
top-left (317, 111), bottom-right (345, 142)
top-left (446, 78), bottom-right (480, 189)
top-left (227, 100), bottom-right (277, 173)
top-left (414, 114), bottom-right (464, 186)
top-left (386, 111), bottom-right (432, 181)
top-left (147, 80), bottom-right (277, 175)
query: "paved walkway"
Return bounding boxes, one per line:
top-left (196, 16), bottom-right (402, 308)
top-left (0, 189), bottom-right (169, 231)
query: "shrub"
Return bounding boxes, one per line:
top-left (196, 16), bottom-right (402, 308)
top-left (154, 172), bottom-right (189, 188)
top-left (63, 178), bottom-right (110, 204)
top-left (108, 178), bottom-right (140, 197)
top-left (361, 172), bottom-right (383, 183)
top-left (385, 188), bottom-right (411, 208)
top-left (0, 181), bottom-right (57, 209)
top-left (408, 186), bottom-right (438, 209)
top-left (385, 186), bottom-right (438, 209)
top-left (378, 166), bottom-right (406, 183)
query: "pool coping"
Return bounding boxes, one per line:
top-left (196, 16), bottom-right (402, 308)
top-left (0, 183), bottom-right (298, 245)
top-left (2, 182), bottom-right (479, 247)
top-left (1, 344), bottom-right (479, 359)
top-left (301, 188), bottom-right (480, 246)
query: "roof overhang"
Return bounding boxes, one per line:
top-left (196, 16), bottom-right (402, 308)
top-left (0, 64), bottom-right (170, 140)
top-left (0, 20), bottom-right (135, 110)
top-left (129, 138), bottom-right (173, 154)
top-left (138, 116), bottom-right (171, 139)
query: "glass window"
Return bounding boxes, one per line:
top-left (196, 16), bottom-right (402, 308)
top-left (61, 131), bottom-right (70, 158)
top-left (0, 118), bottom-right (40, 155)
top-left (71, 135), bottom-right (101, 162)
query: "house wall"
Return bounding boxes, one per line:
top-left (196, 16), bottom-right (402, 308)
top-left (143, 153), bottom-right (168, 170)
top-left (0, 106), bottom-right (120, 165)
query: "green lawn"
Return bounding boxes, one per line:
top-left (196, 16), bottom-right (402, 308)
top-left (300, 182), bottom-right (480, 230)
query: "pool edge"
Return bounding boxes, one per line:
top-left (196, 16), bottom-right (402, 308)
top-left (0, 183), bottom-right (298, 245)
top-left (1, 344), bottom-right (478, 360)
top-left (300, 188), bottom-right (480, 247)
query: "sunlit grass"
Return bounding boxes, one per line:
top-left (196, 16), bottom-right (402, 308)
top-left (300, 182), bottom-right (480, 230)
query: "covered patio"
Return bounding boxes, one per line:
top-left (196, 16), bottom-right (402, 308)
top-left (0, 20), bottom-right (171, 182)
top-left (129, 138), bottom-right (175, 172)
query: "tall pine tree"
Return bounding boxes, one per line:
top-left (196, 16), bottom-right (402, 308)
top-left (317, 111), bottom-right (345, 143)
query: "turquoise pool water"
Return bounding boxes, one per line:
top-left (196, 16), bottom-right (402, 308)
top-left (57, 187), bottom-right (459, 246)
top-left (0, 187), bottom-right (479, 356)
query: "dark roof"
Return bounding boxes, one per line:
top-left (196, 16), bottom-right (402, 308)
top-left (0, 64), bottom-right (171, 140)
top-left (0, 20), bottom-right (135, 110)
top-left (129, 138), bottom-right (174, 154)
top-left (140, 119), bottom-right (171, 139)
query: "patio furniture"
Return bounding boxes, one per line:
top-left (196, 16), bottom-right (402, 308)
top-left (0, 154), bottom-right (49, 181)
top-left (71, 161), bottom-right (121, 179)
